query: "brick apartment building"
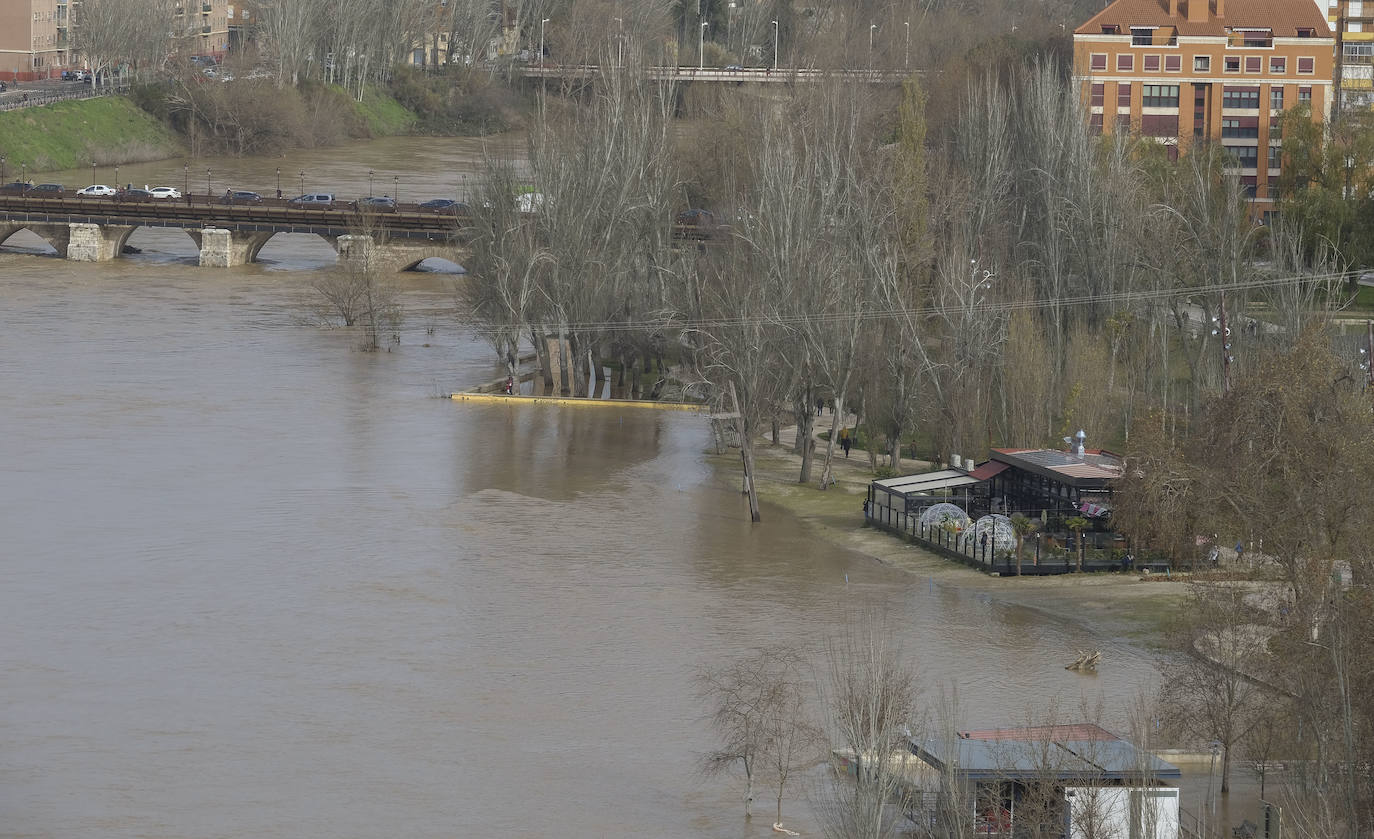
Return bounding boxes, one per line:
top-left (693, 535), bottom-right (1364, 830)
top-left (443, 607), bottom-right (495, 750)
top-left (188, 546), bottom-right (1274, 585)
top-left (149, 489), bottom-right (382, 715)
top-left (175, 0), bottom-right (231, 60)
top-left (1073, 0), bottom-right (1334, 206)
top-left (1325, 0), bottom-right (1374, 109)
top-left (0, 0), bottom-right (74, 81)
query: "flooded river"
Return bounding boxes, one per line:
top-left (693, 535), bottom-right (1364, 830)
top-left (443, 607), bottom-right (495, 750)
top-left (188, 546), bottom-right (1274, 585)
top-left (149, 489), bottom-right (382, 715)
top-left (1, 138), bottom-right (1171, 838)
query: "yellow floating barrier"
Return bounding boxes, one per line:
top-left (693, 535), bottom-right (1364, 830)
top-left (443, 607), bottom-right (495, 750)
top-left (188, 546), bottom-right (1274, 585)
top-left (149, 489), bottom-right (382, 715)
top-left (449, 391), bottom-right (707, 412)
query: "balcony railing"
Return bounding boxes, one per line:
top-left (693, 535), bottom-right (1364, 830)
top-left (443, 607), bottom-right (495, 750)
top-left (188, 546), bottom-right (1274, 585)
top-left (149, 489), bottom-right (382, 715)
top-left (201, 24), bottom-right (211, 33)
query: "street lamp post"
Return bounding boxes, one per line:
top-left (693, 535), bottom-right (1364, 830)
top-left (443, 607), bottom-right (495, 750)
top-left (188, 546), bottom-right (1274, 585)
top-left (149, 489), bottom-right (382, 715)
top-left (91, 160), bottom-right (96, 186)
top-left (393, 175), bottom-right (398, 202)
top-left (114, 165), bottom-right (119, 189)
top-left (205, 168), bottom-right (210, 197)
top-left (869, 23), bottom-right (877, 72)
top-left (614, 17), bottom-right (623, 68)
top-left (539, 18), bottom-right (549, 65)
top-left (1, 156), bottom-right (6, 183)
top-left (368, 169), bottom-right (375, 197)
top-left (771, 20), bottom-right (779, 70)
top-left (905, 21), bottom-right (910, 69)
top-left (699, 22), bottom-right (707, 71)
top-left (299, 171), bottom-right (304, 196)
top-left (276, 167), bottom-right (281, 199)
top-left (183, 163), bottom-right (188, 198)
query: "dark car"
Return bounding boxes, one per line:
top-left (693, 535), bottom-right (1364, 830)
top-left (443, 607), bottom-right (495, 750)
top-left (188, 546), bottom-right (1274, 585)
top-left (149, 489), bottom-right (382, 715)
top-left (351, 196), bottom-right (397, 213)
top-left (30, 183), bottom-right (64, 196)
top-left (417, 198), bottom-right (468, 214)
top-left (115, 188), bottom-right (154, 202)
top-left (0, 181), bottom-right (32, 195)
top-left (219, 190), bottom-right (263, 205)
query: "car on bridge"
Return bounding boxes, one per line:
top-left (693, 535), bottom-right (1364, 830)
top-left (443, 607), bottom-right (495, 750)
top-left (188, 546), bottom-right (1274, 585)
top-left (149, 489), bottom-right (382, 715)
top-left (418, 198), bottom-right (468, 214)
top-left (30, 183), bottom-right (64, 197)
top-left (289, 193), bottom-right (336, 207)
top-left (0, 181), bottom-right (32, 195)
top-left (115, 187), bottom-right (154, 202)
top-left (219, 190), bottom-right (263, 205)
top-left (77, 184), bottom-right (116, 197)
top-left (351, 196), bottom-right (397, 213)
top-left (148, 186), bottom-right (182, 200)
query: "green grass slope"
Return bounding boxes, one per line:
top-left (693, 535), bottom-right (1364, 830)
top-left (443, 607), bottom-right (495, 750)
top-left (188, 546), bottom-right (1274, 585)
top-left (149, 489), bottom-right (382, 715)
top-left (0, 96), bottom-right (182, 174)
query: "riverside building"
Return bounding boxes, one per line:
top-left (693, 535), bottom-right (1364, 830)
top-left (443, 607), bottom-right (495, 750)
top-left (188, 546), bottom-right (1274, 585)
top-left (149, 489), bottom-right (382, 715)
top-left (1324, 0), bottom-right (1374, 109)
top-left (1073, 0), bottom-right (1335, 208)
top-left (0, 0), bottom-right (73, 80)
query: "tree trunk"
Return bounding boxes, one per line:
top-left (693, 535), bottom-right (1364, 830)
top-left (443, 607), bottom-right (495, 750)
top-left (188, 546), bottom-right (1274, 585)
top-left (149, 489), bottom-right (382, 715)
top-left (731, 381), bottom-right (762, 523)
top-left (818, 391), bottom-right (847, 490)
top-left (771, 419), bottom-right (780, 444)
top-left (798, 407), bottom-right (815, 484)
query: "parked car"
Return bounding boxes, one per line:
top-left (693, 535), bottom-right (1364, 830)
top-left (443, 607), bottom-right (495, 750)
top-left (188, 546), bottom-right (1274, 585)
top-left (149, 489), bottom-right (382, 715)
top-left (288, 193), bottom-right (335, 207)
top-left (29, 183), bottom-right (64, 196)
top-left (417, 198), bottom-right (468, 213)
top-left (148, 186), bottom-right (182, 200)
top-left (351, 196), bottom-right (397, 212)
top-left (115, 187), bottom-right (154, 202)
top-left (219, 190), bottom-right (263, 205)
top-left (0, 181), bottom-right (32, 195)
top-left (77, 184), bottom-right (116, 197)
top-left (0, 80), bottom-right (7, 92)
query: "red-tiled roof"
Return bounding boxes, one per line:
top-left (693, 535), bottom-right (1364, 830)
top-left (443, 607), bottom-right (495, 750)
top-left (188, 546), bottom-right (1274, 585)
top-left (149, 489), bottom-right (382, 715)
top-left (968, 461), bottom-right (1010, 481)
top-left (1075, 0), bottom-right (1331, 37)
top-left (960, 724), bottom-right (1121, 743)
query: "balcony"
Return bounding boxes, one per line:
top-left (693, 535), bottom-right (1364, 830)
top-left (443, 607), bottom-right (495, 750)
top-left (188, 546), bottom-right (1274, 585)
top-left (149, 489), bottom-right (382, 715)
top-left (202, 4), bottom-right (212, 12)
top-left (201, 24), bottom-right (211, 33)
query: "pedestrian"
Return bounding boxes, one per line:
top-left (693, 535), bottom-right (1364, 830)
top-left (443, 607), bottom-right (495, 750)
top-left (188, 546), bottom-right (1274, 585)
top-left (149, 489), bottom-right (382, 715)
top-left (816, 396), bottom-right (824, 417)
top-left (862, 499), bottom-right (869, 516)
top-left (840, 428), bottom-right (851, 459)
top-left (1234, 540), bottom-right (1245, 561)
top-left (504, 375), bottom-right (514, 395)
top-left (980, 531), bottom-right (988, 555)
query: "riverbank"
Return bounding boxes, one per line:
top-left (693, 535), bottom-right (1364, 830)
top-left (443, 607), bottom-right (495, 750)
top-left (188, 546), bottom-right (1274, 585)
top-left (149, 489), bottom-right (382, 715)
top-left (709, 438), bottom-right (1186, 646)
top-left (0, 96), bottom-right (182, 173)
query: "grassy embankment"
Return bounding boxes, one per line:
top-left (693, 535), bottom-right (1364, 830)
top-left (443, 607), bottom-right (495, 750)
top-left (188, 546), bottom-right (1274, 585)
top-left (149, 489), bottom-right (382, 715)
top-left (0, 96), bottom-right (182, 173)
top-left (709, 438), bottom-right (1186, 645)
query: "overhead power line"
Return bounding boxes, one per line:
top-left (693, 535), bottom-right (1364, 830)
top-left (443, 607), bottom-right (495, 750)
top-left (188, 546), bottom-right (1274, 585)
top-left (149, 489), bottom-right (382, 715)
top-left (452, 269), bottom-right (1357, 336)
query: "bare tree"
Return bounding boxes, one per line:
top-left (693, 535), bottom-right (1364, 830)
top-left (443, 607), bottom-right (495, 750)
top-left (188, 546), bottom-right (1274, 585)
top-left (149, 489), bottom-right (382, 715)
top-left (816, 612), bottom-right (921, 839)
top-left (696, 646), bottom-right (812, 821)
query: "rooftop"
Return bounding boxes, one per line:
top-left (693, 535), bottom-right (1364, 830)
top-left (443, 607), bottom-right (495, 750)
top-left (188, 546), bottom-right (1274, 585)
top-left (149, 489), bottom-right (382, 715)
top-left (989, 448), bottom-right (1124, 487)
top-left (1075, 0), bottom-right (1332, 38)
top-left (911, 724), bottom-right (1181, 783)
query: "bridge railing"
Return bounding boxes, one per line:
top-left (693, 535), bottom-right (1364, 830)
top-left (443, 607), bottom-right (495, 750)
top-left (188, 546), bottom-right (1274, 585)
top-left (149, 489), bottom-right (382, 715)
top-left (517, 64), bottom-right (911, 83)
top-left (0, 83), bottom-right (130, 112)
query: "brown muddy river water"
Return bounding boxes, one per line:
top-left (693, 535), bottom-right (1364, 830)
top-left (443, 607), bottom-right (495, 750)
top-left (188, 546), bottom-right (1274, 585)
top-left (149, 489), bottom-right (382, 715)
top-left (0, 138), bottom-right (1176, 837)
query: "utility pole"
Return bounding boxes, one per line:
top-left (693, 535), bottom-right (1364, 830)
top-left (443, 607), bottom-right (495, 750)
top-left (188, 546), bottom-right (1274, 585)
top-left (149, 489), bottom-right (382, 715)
top-left (1366, 320), bottom-right (1373, 388)
top-left (1218, 292), bottom-right (1232, 395)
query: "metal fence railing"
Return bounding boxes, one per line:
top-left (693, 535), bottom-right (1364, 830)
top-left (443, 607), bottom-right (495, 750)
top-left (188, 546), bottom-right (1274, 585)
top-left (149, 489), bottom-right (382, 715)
top-left (0, 84), bottom-right (129, 113)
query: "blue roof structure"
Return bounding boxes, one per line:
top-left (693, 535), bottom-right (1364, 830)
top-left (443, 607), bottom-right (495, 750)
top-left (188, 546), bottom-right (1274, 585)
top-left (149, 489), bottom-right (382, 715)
top-left (910, 732), bottom-right (1181, 784)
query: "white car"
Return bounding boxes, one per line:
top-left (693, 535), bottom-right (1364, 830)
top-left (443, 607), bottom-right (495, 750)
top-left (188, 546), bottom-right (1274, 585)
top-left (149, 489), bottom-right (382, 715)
top-left (76, 184), bottom-right (116, 197)
top-left (148, 186), bottom-right (182, 200)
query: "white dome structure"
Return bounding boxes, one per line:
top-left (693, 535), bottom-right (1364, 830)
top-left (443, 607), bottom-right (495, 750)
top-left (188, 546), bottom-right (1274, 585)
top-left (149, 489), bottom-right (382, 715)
top-left (919, 503), bottom-right (971, 533)
top-left (973, 514), bottom-right (1016, 554)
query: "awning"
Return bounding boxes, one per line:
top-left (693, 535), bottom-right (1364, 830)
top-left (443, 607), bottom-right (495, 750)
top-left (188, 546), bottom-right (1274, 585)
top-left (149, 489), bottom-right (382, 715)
top-left (968, 461), bottom-right (1009, 481)
top-left (873, 470), bottom-right (980, 495)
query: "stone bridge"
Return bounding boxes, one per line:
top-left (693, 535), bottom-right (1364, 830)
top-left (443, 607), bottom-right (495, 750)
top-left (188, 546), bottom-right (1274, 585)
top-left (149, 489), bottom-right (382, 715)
top-left (0, 195), bottom-right (468, 272)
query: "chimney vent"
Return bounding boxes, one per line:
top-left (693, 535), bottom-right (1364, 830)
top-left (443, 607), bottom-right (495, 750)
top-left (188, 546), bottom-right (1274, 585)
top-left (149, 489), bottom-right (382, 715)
top-left (952, 454), bottom-right (962, 469)
top-left (1168, 0), bottom-right (1179, 16)
top-left (1186, 0), bottom-right (1208, 23)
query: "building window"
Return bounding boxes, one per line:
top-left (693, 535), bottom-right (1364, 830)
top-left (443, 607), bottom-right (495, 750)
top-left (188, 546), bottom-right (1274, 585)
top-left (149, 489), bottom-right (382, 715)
top-left (1225, 56), bottom-right (1241, 73)
top-left (1091, 83), bottom-right (1105, 106)
top-left (1144, 54), bottom-right (1160, 71)
top-left (1268, 177), bottom-right (1280, 200)
top-left (1222, 118), bottom-right (1259, 138)
top-left (1091, 53), bottom-right (1107, 71)
top-left (1195, 55), bottom-right (1211, 72)
top-left (1141, 114), bottom-right (1179, 136)
top-left (1142, 84), bottom-right (1179, 107)
top-left (1165, 54), bottom-right (1182, 72)
top-left (1268, 145), bottom-right (1283, 168)
top-left (1117, 114), bottom-right (1132, 131)
top-left (1245, 56), bottom-right (1262, 73)
top-left (1226, 145), bottom-right (1259, 168)
top-left (1299, 86), bottom-right (1312, 103)
top-left (1131, 27), bottom-right (1155, 46)
top-left (1222, 87), bottom-right (1260, 109)
top-left (1241, 175), bottom-right (1258, 197)
top-left (1118, 54), bottom-right (1134, 71)
top-left (1229, 29), bottom-right (1273, 48)
top-left (1297, 57), bottom-right (1315, 74)
top-left (1297, 27), bottom-right (1315, 37)
top-left (1270, 56), bottom-right (1286, 73)
top-left (1118, 83), bottom-right (1132, 107)
top-left (1089, 113), bottom-right (1104, 135)
top-left (1102, 24), bottom-right (1120, 34)
top-left (1270, 87), bottom-right (1284, 109)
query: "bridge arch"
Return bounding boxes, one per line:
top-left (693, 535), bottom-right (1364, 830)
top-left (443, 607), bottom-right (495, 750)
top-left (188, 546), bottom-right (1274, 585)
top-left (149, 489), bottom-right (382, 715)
top-left (0, 223), bottom-right (71, 255)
